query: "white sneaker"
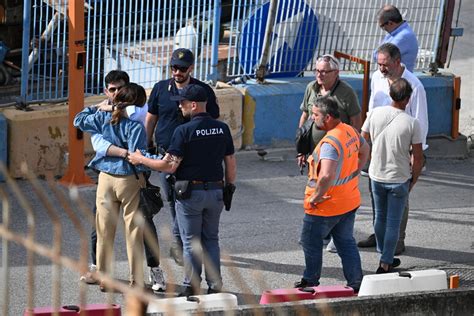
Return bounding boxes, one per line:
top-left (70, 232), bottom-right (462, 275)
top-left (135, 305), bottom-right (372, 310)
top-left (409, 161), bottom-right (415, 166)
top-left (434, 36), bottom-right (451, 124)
top-left (80, 264), bottom-right (98, 284)
top-left (150, 267), bottom-right (166, 291)
top-left (326, 239), bottom-right (337, 253)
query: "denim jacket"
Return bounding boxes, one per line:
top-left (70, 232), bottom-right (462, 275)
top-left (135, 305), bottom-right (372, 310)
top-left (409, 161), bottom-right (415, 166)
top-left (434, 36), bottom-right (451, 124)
top-left (74, 106), bottom-right (148, 175)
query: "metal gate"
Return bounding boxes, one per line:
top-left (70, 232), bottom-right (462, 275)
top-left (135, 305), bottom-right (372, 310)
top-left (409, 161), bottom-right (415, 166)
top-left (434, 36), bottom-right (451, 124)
top-left (225, 0), bottom-right (447, 77)
top-left (21, 0), bottom-right (448, 102)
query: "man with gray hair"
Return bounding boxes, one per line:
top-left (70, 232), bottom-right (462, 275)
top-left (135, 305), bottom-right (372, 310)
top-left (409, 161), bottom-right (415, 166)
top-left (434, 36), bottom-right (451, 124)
top-left (374, 4), bottom-right (418, 72)
top-left (295, 96), bottom-right (369, 291)
top-left (297, 54), bottom-right (362, 252)
top-left (358, 43), bottom-right (428, 255)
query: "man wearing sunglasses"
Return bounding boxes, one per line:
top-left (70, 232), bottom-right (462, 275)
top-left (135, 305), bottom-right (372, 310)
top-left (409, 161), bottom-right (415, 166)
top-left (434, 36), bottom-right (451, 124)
top-left (145, 48), bottom-right (220, 266)
top-left (374, 5), bottom-right (418, 72)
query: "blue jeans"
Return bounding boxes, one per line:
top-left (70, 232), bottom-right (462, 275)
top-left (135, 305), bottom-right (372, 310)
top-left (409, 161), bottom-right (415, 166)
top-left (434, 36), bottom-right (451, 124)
top-left (158, 171), bottom-right (181, 245)
top-left (300, 209), bottom-right (362, 290)
top-left (176, 188), bottom-right (224, 290)
top-left (371, 179), bottom-right (410, 265)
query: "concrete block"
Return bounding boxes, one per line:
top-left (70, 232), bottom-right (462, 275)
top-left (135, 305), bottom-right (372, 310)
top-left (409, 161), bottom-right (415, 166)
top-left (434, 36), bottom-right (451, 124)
top-left (215, 86), bottom-right (243, 150)
top-left (2, 105), bottom-right (93, 179)
top-left (0, 113), bottom-right (7, 182)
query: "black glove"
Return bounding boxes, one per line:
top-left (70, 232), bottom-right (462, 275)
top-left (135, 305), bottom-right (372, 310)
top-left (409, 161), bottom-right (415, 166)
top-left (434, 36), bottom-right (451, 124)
top-left (223, 183), bottom-right (236, 211)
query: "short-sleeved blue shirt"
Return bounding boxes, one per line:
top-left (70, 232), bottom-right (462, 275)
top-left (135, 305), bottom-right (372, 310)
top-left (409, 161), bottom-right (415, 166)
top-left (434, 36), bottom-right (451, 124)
top-left (148, 77), bottom-right (220, 149)
top-left (167, 113), bottom-right (234, 181)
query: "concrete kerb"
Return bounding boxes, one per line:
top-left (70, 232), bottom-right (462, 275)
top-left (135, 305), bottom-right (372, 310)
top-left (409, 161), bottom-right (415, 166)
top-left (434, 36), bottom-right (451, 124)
top-left (192, 288), bottom-right (474, 316)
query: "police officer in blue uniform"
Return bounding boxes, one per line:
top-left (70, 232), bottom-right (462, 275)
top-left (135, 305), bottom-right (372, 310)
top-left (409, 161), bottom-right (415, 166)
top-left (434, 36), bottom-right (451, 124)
top-left (145, 48), bottom-right (220, 265)
top-left (129, 84), bottom-right (236, 296)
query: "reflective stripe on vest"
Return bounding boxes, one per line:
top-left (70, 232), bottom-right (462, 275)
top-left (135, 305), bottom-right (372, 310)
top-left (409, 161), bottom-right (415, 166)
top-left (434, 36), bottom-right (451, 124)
top-left (308, 135), bottom-right (359, 187)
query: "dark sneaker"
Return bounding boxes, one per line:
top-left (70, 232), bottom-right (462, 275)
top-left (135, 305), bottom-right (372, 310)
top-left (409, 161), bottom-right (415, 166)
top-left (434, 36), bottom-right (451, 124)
top-left (392, 258), bottom-right (401, 268)
top-left (179, 286), bottom-right (195, 297)
top-left (376, 266), bottom-right (390, 274)
top-left (357, 234), bottom-right (376, 247)
top-left (170, 245), bottom-right (184, 266)
top-left (394, 241), bottom-right (405, 255)
top-left (207, 287), bottom-right (221, 294)
top-left (294, 278), bottom-right (315, 288)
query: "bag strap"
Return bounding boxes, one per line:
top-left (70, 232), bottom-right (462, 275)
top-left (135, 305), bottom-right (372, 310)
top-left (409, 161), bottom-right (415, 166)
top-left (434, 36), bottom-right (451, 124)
top-left (372, 111), bottom-right (403, 143)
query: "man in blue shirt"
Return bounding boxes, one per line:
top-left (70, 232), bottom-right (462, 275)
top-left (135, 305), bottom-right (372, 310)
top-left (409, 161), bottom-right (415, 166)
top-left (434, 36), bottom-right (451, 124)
top-left (145, 48), bottom-right (220, 265)
top-left (373, 5), bottom-right (418, 72)
top-left (129, 84), bottom-right (236, 296)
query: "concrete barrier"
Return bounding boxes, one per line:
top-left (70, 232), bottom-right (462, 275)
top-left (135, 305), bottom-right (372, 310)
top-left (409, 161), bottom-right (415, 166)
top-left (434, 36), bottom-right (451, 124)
top-left (195, 288), bottom-right (474, 316)
top-left (241, 73), bottom-right (459, 147)
top-left (0, 86), bottom-right (242, 178)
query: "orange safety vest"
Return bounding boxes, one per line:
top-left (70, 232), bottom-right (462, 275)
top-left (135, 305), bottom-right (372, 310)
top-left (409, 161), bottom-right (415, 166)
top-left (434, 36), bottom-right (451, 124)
top-left (304, 122), bottom-right (361, 217)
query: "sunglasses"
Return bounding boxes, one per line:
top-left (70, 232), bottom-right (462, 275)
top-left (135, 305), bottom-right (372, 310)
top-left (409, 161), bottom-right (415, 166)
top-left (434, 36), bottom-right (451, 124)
top-left (107, 86), bottom-right (123, 93)
top-left (379, 21), bottom-right (389, 28)
top-left (171, 65), bottom-right (189, 73)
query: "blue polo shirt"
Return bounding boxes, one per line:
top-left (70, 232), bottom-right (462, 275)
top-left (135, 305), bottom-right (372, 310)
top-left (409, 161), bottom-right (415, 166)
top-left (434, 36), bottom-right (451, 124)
top-left (373, 21), bottom-right (419, 72)
top-left (148, 77), bottom-right (219, 149)
top-left (167, 113), bottom-right (234, 182)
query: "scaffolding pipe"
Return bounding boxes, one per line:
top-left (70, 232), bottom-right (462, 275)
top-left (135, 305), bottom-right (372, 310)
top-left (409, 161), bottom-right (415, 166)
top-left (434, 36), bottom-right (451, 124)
top-left (256, 0), bottom-right (278, 83)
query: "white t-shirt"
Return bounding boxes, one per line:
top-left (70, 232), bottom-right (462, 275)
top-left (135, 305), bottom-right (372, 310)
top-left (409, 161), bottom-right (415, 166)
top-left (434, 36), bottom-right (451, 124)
top-left (368, 68), bottom-right (429, 150)
top-left (362, 106), bottom-right (423, 183)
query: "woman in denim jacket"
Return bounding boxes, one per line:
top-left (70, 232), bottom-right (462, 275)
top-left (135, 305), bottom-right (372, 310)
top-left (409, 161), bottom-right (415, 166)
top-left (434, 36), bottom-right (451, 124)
top-left (74, 83), bottom-right (148, 289)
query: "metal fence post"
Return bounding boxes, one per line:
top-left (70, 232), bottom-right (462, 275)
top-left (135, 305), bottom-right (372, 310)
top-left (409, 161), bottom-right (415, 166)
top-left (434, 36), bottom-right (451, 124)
top-left (256, 0), bottom-right (278, 83)
top-left (21, 0), bottom-right (32, 102)
top-left (209, 0), bottom-right (222, 82)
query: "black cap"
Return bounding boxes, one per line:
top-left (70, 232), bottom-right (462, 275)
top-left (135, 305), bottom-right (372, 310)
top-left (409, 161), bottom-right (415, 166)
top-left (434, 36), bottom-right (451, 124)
top-left (170, 48), bottom-right (194, 67)
top-left (170, 84), bottom-right (208, 102)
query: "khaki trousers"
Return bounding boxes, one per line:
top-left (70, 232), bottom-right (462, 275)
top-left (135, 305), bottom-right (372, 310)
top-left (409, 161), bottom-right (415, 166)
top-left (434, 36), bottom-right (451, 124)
top-left (96, 172), bottom-right (145, 286)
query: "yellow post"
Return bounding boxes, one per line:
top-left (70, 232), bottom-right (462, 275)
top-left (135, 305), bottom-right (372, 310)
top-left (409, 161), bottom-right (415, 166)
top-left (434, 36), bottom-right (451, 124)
top-left (60, 0), bottom-right (94, 185)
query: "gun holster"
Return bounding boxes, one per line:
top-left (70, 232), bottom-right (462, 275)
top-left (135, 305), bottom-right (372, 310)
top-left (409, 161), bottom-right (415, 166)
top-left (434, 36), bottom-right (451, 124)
top-left (174, 180), bottom-right (192, 200)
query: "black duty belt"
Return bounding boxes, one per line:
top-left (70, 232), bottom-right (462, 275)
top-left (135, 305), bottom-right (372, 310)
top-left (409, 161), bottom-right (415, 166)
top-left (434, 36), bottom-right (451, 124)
top-left (190, 180), bottom-right (224, 190)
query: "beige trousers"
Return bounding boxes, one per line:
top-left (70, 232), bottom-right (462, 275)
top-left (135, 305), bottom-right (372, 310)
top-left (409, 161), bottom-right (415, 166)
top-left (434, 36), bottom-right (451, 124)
top-left (96, 172), bottom-right (145, 286)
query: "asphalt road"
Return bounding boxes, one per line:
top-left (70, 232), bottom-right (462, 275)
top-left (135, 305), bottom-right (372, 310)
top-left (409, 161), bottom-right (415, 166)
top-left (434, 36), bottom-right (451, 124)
top-left (1, 1), bottom-right (474, 314)
top-left (1, 146), bottom-right (473, 315)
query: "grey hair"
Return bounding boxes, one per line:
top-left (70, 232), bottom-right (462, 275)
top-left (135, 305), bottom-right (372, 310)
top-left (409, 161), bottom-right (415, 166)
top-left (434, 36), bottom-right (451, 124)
top-left (313, 96), bottom-right (340, 119)
top-left (316, 54), bottom-right (340, 71)
top-left (377, 42), bottom-right (401, 61)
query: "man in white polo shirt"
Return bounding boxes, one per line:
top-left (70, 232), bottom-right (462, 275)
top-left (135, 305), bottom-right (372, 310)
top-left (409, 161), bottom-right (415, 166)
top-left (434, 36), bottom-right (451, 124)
top-left (358, 43), bottom-right (428, 255)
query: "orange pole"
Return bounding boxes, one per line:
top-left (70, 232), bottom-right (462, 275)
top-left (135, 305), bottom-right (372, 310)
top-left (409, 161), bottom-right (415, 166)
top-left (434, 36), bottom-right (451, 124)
top-left (59, 0), bottom-right (94, 186)
top-left (334, 51), bottom-right (370, 122)
top-left (451, 76), bottom-right (461, 139)
top-left (449, 275), bottom-right (459, 289)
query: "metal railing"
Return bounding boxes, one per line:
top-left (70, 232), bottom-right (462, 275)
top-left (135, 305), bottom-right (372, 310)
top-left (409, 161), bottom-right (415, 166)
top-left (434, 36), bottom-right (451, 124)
top-left (226, 0), bottom-right (446, 76)
top-left (22, 0), bottom-right (221, 102)
top-left (21, 0), bottom-right (447, 102)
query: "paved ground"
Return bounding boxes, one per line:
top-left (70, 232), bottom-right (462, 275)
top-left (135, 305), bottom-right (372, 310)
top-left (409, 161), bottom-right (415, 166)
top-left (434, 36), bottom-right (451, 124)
top-left (1, 146), bottom-right (473, 315)
top-left (1, 1), bottom-right (473, 315)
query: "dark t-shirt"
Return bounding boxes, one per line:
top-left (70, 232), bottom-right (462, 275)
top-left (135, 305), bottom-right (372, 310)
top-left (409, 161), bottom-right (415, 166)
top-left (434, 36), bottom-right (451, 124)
top-left (148, 77), bottom-right (219, 149)
top-left (167, 113), bottom-right (234, 182)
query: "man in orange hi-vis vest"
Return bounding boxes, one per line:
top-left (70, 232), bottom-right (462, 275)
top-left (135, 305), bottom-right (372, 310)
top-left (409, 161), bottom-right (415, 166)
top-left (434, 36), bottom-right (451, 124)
top-left (295, 97), bottom-right (370, 293)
